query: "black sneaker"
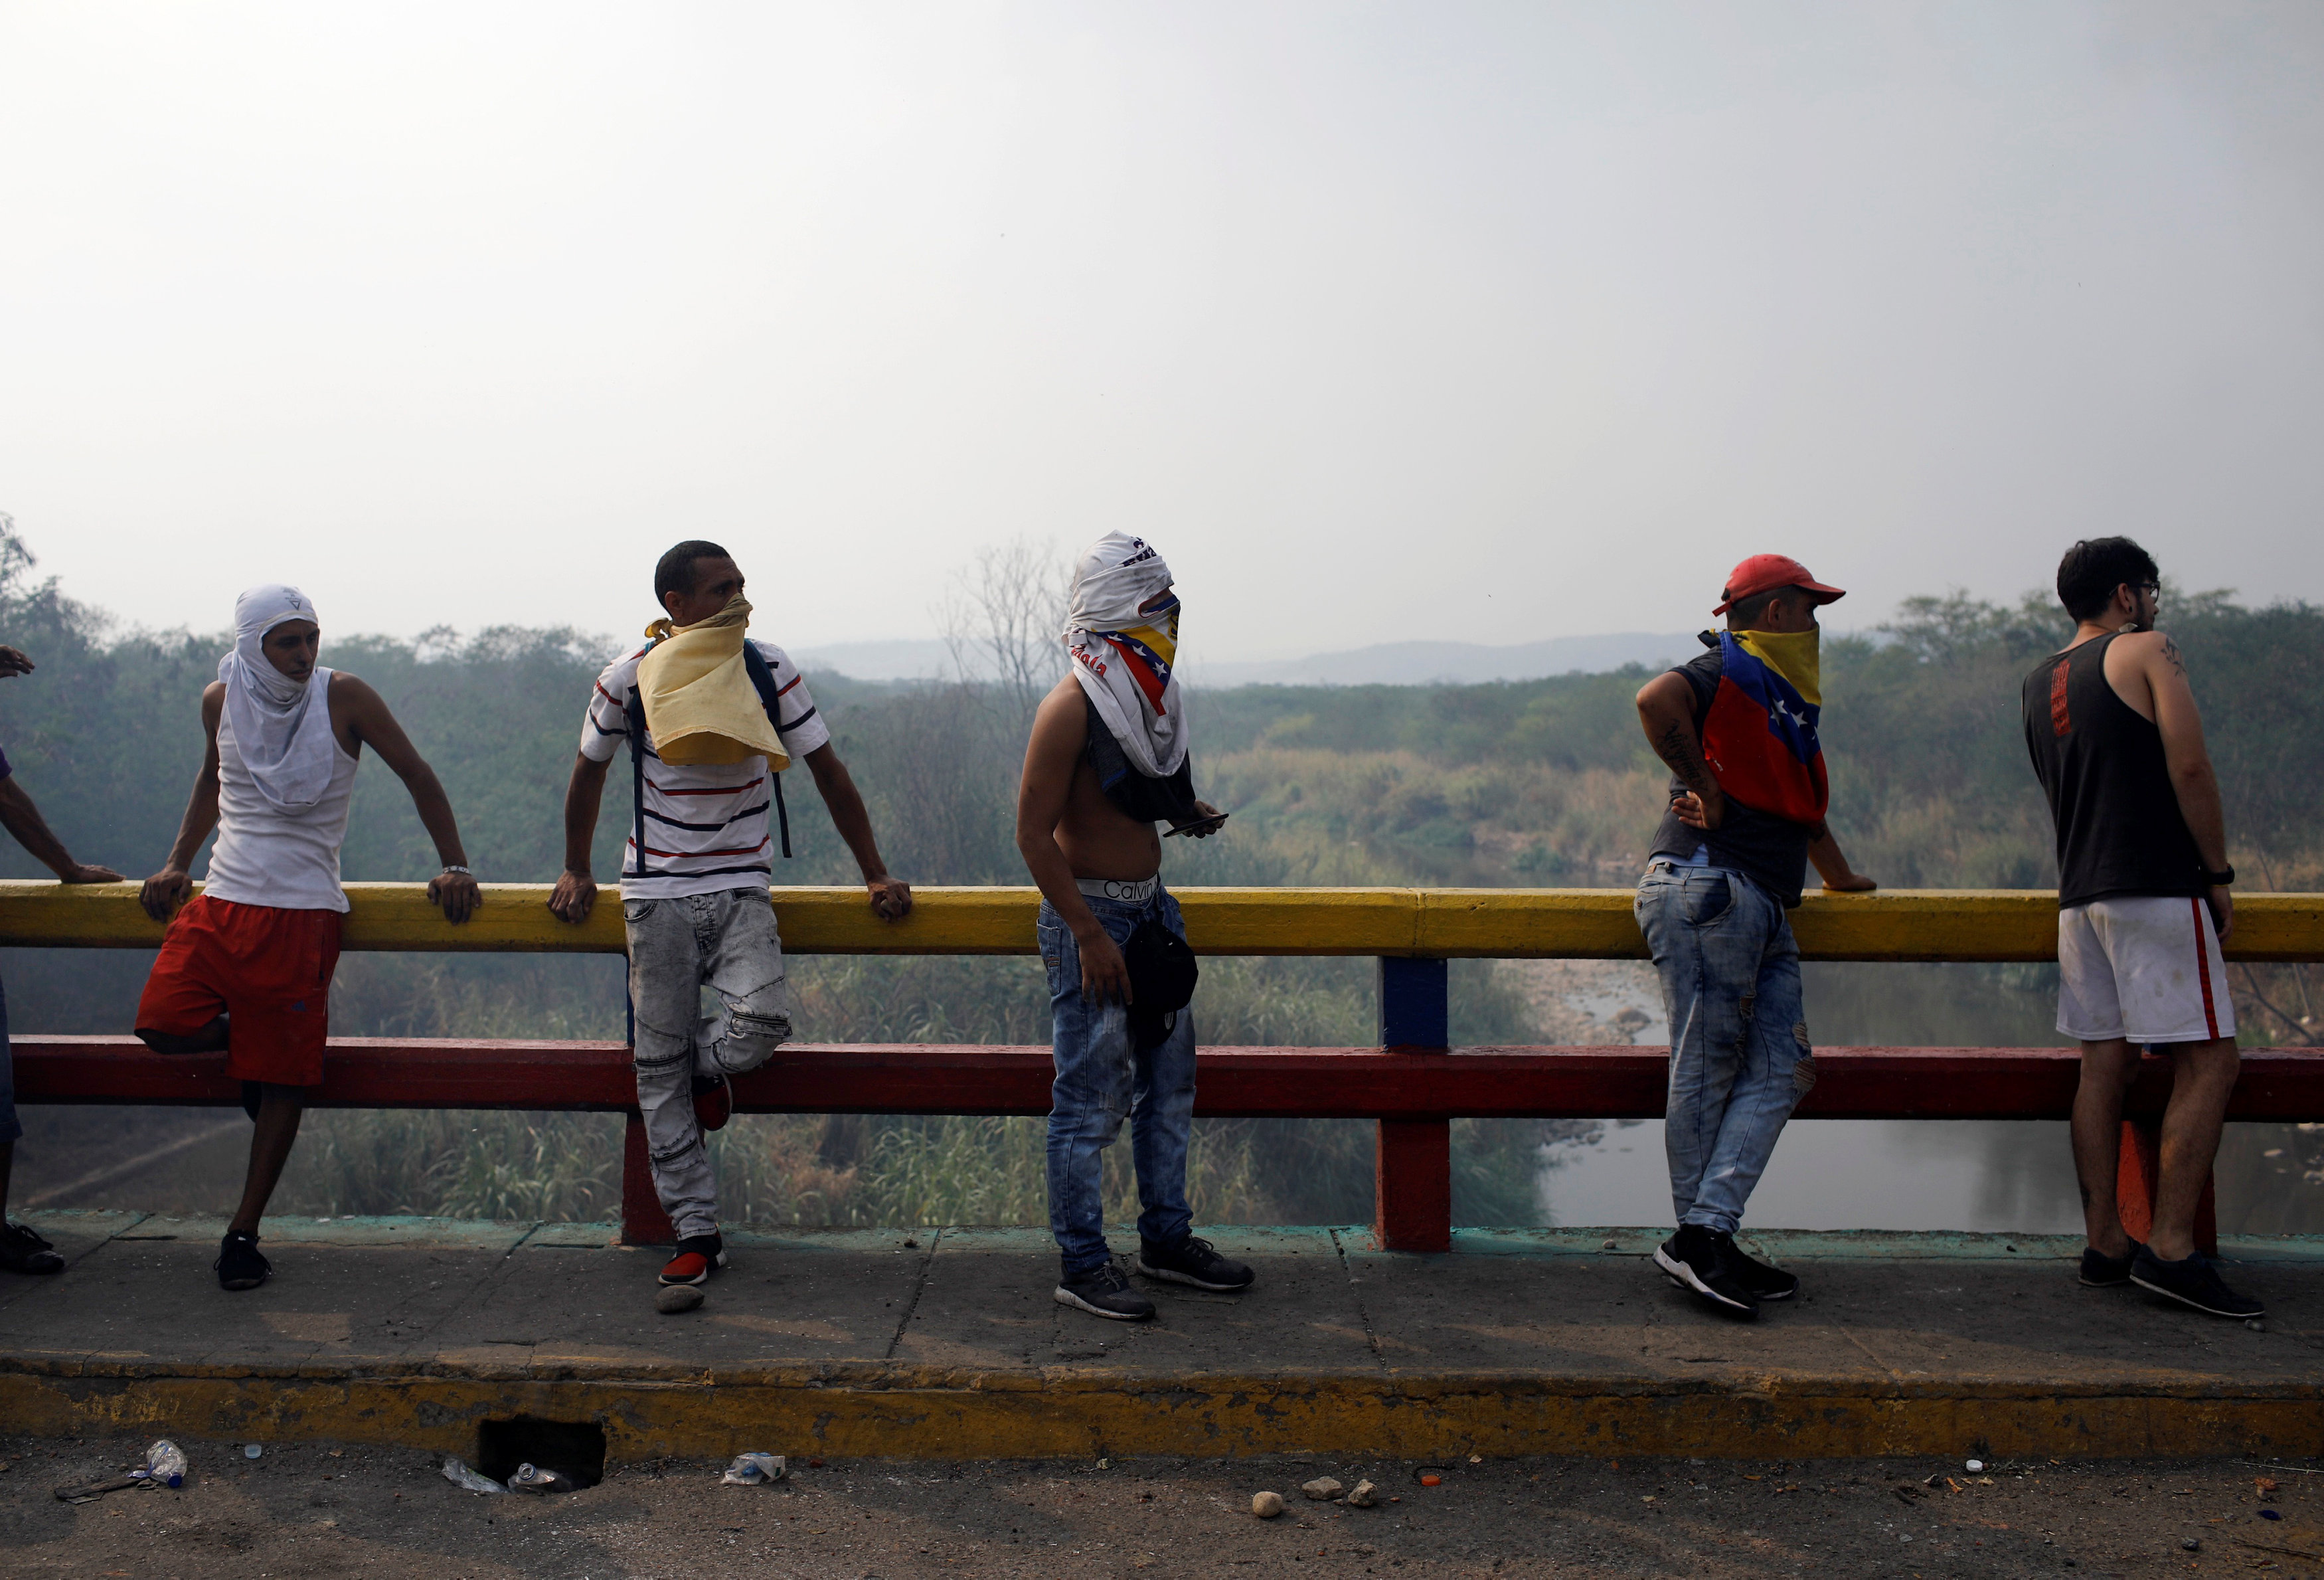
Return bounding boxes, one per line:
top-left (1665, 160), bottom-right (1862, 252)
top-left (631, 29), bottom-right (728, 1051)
top-left (215, 1231), bottom-right (271, 1292)
top-left (1137, 1235), bottom-right (1254, 1292)
top-left (0, 1220), bottom-right (64, 1276)
top-left (2129, 1247), bottom-right (2264, 1319)
top-left (1728, 1240), bottom-right (1799, 1302)
top-left (658, 1234), bottom-right (728, 1286)
top-left (1054, 1261), bottom-right (1155, 1322)
top-left (2080, 1239), bottom-right (2145, 1287)
top-left (1654, 1225), bottom-right (1758, 1319)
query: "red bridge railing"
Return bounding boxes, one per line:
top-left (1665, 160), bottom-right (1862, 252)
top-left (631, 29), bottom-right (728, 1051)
top-left (7, 882), bottom-right (2322, 1251)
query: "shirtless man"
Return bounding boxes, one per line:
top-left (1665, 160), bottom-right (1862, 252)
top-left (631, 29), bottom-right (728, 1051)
top-left (137, 586), bottom-right (479, 1291)
top-left (2021, 537), bottom-right (2258, 1319)
top-left (1015, 531), bottom-right (1248, 1321)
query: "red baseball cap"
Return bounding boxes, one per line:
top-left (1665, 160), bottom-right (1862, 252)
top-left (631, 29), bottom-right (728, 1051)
top-left (1712, 553), bottom-right (1847, 616)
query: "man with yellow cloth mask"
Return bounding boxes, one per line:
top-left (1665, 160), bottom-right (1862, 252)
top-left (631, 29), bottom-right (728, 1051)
top-left (1632, 554), bottom-right (1877, 1322)
top-left (550, 541), bottom-right (912, 1293)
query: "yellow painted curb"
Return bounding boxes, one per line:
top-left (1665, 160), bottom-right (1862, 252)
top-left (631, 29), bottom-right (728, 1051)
top-left (7, 1368), bottom-right (2319, 1462)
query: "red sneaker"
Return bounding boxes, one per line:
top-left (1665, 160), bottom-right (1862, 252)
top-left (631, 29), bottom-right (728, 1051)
top-left (659, 1233), bottom-right (727, 1286)
top-left (693, 1073), bottom-right (733, 1133)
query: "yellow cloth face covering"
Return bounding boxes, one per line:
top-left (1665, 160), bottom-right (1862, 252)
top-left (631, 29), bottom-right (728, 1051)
top-left (1731, 626), bottom-right (1821, 707)
top-left (637, 595), bottom-right (790, 769)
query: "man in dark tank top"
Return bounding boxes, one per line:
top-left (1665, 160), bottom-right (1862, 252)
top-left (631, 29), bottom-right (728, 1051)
top-left (2021, 536), bottom-right (2257, 1320)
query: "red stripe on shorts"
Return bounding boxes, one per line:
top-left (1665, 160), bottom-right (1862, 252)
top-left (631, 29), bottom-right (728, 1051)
top-left (2191, 895), bottom-right (2220, 1041)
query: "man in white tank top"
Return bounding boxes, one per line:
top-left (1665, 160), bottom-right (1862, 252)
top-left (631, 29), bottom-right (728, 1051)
top-left (135, 586), bottom-right (482, 1292)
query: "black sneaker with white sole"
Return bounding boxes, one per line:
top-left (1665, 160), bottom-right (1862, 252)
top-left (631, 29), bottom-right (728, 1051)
top-left (1054, 1261), bottom-right (1155, 1322)
top-left (215, 1231), bottom-right (272, 1292)
top-left (1137, 1235), bottom-right (1254, 1292)
top-left (2079, 1239), bottom-right (2145, 1288)
top-left (2129, 1247), bottom-right (2264, 1319)
top-left (0, 1220), bottom-right (64, 1276)
top-left (1727, 1239), bottom-right (1798, 1302)
top-left (1654, 1224), bottom-right (1758, 1319)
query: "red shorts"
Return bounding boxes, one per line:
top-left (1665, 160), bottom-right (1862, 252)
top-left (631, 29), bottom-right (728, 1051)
top-left (135, 895), bottom-right (343, 1087)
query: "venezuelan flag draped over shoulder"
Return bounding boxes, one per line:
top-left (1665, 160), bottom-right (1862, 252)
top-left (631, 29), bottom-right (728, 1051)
top-left (1699, 628), bottom-right (1827, 823)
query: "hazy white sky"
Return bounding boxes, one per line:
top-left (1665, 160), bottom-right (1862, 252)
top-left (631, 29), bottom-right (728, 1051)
top-left (3, 3), bottom-right (2319, 658)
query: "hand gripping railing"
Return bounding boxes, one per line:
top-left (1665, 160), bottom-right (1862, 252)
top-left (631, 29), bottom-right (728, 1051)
top-left (7, 882), bottom-right (2322, 1251)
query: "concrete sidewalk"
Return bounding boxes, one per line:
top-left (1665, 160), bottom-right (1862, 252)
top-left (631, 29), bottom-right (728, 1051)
top-left (5, 1211), bottom-right (2321, 1464)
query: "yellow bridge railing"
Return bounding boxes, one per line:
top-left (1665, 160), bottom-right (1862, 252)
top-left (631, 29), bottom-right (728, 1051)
top-left (2, 880), bottom-right (2320, 962)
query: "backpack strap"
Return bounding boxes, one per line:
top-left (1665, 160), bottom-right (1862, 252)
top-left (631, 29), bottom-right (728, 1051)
top-left (738, 641), bottom-right (793, 860)
top-left (623, 646), bottom-right (655, 879)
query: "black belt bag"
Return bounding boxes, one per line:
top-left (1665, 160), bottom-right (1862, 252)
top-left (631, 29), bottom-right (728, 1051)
top-left (1122, 917), bottom-right (1199, 1054)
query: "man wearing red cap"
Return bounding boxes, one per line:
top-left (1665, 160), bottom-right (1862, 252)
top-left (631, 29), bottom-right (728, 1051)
top-left (1632, 553), bottom-right (1875, 1319)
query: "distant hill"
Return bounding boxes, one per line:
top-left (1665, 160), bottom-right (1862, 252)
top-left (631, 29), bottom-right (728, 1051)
top-left (793, 633), bottom-right (1698, 687)
top-left (1180, 634), bottom-right (1697, 687)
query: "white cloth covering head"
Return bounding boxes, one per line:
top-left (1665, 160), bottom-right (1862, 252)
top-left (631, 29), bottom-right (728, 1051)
top-left (1063, 531), bottom-right (1187, 779)
top-left (219, 584), bottom-right (337, 810)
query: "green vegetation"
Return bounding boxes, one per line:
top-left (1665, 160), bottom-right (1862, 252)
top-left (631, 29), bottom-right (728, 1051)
top-left (2, 519), bottom-right (2319, 1228)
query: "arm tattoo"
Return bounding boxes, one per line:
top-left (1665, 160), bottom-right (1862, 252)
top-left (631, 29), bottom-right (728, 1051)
top-left (2159, 636), bottom-right (2186, 677)
top-left (1651, 720), bottom-right (1720, 802)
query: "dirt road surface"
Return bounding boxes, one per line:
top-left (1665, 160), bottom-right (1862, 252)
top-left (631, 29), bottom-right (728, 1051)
top-left (4, 1435), bottom-right (2319, 1577)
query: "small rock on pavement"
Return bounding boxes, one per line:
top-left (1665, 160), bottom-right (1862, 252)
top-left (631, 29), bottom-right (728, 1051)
top-left (655, 1284), bottom-right (705, 1314)
top-left (1303, 1477), bottom-right (1345, 1501)
top-left (1252, 1491), bottom-right (1285, 1518)
top-left (1346, 1480), bottom-right (1378, 1508)
top-left (2248, 1319), bottom-right (2267, 1332)
top-left (2182, 1538), bottom-right (2202, 1552)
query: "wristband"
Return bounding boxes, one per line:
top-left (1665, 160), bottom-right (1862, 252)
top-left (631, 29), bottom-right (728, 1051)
top-left (442, 864), bottom-right (474, 877)
top-left (2202, 867), bottom-right (2234, 887)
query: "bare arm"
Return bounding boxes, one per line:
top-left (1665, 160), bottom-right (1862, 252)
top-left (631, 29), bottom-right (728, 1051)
top-left (2139, 634), bottom-right (2233, 940)
top-left (801, 743), bottom-right (912, 920)
top-left (548, 752), bottom-right (612, 924)
top-left (0, 777), bottom-right (122, 883)
top-left (335, 673), bottom-right (479, 923)
top-left (1014, 683), bottom-right (1131, 1005)
top-left (1805, 820), bottom-right (1876, 893)
top-left (1635, 671), bottom-right (1725, 830)
top-left (141, 684), bottom-right (228, 920)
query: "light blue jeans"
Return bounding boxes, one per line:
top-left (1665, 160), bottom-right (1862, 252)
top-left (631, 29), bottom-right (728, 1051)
top-left (1635, 861), bottom-right (1816, 1237)
top-left (624, 888), bottom-right (793, 1240)
top-left (1039, 887), bottom-right (1197, 1278)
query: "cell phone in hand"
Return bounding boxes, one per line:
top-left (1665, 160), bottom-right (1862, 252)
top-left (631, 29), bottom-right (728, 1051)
top-left (1163, 812), bottom-right (1228, 837)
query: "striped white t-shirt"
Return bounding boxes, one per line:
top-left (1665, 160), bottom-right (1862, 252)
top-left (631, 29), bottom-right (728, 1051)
top-left (580, 638), bottom-right (831, 899)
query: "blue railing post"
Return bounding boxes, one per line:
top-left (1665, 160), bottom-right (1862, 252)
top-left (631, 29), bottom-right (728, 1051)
top-left (1375, 956), bottom-right (1451, 1252)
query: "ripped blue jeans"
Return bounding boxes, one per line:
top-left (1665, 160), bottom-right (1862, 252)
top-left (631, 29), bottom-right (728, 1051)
top-left (1635, 861), bottom-right (1815, 1237)
top-left (1039, 889), bottom-right (1197, 1278)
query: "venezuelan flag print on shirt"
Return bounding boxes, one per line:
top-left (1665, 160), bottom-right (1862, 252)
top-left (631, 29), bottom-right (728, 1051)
top-left (1698, 628), bottom-right (1828, 824)
top-left (1096, 594), bottom-right (1179, 716)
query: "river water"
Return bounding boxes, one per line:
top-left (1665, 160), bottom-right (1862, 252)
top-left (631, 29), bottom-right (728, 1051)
top-left (1513, 960), bottom-right (2324, 1236)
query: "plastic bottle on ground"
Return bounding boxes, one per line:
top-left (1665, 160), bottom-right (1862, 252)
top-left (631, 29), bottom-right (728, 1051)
top-left (142, 1441), bottom-right (187, 1489)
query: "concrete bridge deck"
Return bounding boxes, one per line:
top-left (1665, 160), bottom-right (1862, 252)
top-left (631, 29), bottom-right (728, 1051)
top-left (5, 1211), bottom-right (2321, 1465)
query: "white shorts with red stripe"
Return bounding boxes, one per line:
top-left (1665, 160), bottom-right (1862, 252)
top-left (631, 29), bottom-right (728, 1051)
top-left (2056, 895), bottom-right (2236, 1045)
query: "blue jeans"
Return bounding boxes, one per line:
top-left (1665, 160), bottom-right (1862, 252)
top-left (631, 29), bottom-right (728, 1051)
top-left (1039, 887), bottom-right (1197, 1278)
top-left (0, 974), bottom-right (19, 1148)
top-left (1635, 862), bottom-right (1815, 1236)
